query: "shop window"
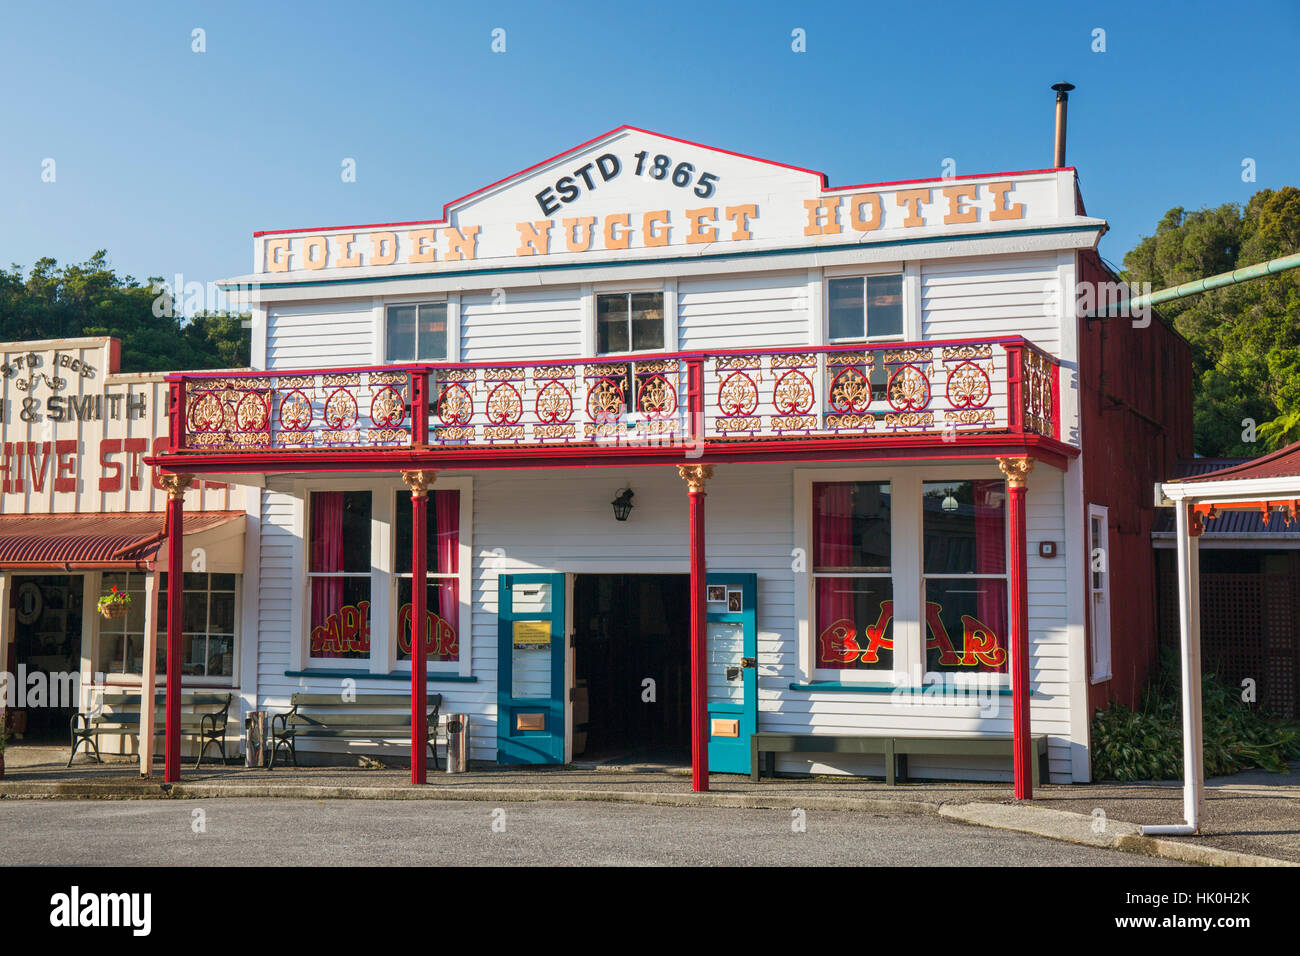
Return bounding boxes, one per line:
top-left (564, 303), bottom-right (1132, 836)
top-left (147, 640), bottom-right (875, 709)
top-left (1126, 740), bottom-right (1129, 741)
top-left (97, 572), bottom-right (149, 676)
top-left (307, 491), bottom-right (373, 660)
top-left (157, 573), bottom-right (238, 679)
top-left (922, 480), bottom-right (1008, 674)
top-left (812, 481), bottom-right (894, 671)
top-left (1088, 505), bottom-right (1112, 682)
top-left (596, 291), bottom-right (664, 354)
top-left (385, 303), bottom-right (448, 361)
top-left (827, 275), bottom-right (903, 341)
top-left (393, 489), bottom-right (461, 664)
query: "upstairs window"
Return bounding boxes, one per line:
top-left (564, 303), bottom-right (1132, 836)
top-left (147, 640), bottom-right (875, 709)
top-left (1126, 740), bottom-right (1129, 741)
top-left (386, 303), bottom-right (447, 361)
top-left (828, 275), bottom-right (903, 341)
top-left (597, 291), bottom-right (664, 354)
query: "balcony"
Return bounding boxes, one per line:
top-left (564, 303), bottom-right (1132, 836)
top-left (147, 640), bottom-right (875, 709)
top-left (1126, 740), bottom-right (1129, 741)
top-left (167, 336), bottom-right (1061, 466)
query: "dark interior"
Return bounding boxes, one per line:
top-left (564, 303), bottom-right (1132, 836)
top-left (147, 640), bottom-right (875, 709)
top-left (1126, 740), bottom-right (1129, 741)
top-left (7, 574), bottom-right (83, 743)
top-left (572, 574), bottom-right (689, 761)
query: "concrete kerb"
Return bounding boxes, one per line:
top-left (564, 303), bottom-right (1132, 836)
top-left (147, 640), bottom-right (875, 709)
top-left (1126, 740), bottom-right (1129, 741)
top-left (939, 802), bottom-right (1296, 868)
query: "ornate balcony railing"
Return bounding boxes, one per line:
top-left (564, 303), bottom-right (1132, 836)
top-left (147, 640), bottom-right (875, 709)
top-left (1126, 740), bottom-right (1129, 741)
top-left (167, 336), bottom-right (1059, 456)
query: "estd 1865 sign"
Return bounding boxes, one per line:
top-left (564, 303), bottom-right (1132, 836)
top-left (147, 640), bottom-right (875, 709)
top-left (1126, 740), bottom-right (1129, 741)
top-left (534, 150), bottom-right (719, 216)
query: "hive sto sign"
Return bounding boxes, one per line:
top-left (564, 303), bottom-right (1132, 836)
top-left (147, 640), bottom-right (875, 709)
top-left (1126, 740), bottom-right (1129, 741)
top-left (0, 338), bottom-right (228, 513)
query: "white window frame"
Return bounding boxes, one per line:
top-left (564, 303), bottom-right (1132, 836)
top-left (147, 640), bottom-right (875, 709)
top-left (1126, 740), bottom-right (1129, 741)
top-left (822, 267), bottom-right (907, 345)
top-left (919, 476), bottom-right (1011, 690)
top-left (589, 279), bottom-right (675, 356)
top-left (795, 464), bottom-right (1010, 688)
top-left (291, 476), bottom-right (473, 678)
top-left (294, 480), bottom-right (388, 674)
top-left (795, 467), bottom-right (919, 686)
top-left (379, 294), bottom-right (453, 364)
top-left (1087, 504), bottom-right (1112, 683)
top-left (389, 476), bottom-right (474, 679)
top-left (158, 571), bottom-right (241, 684)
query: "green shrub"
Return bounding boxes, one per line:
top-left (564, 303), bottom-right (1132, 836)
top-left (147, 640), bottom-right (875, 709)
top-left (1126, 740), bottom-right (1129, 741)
top-left (1091, 649), bottom-right (1300, 781)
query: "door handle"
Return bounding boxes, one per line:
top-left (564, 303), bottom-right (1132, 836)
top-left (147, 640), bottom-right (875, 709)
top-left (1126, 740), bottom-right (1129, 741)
top-left (740, 657), bottom-right (756, 669)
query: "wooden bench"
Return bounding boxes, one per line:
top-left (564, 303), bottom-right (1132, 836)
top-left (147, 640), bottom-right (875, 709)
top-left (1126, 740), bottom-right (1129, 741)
top-left (69, 690), bottom-right (233, 768)
top-left (268, 693), bottom-right (443, 770)
top-left (751, 732), bottom-right (1050, 785)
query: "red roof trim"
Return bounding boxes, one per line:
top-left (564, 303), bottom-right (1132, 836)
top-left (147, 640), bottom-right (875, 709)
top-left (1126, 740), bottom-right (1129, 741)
top-left (1181, 440), bottom-right (1300, 483)
top-left (0, 512), bottom-right (243, 568)
top-left (251, 125), bottom-right (1075, 238)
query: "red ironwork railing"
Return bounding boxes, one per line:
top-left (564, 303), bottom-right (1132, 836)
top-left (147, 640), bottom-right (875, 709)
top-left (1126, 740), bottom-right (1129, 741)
top-left (166, 336), bottom-right (1060, 454)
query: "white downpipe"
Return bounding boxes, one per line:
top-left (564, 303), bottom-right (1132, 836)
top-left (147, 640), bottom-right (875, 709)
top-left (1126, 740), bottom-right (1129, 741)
top-left (1141, 501), bottom-right (1203, 836)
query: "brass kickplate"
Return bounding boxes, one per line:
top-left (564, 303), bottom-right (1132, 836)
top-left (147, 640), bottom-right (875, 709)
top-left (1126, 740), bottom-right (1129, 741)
top-left (711, 718), bottom-right (739, 738)
top-left (516, 712), bottom-right (545, 731)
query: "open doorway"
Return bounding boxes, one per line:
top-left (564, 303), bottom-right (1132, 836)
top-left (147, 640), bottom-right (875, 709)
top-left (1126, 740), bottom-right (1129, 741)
top-left (572, 574), bottom-right (689, 767)
top-left (6, 575), bottom-right (84, 744)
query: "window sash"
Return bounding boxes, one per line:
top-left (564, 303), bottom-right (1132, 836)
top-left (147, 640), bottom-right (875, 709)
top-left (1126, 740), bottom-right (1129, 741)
top-left (596, 291), bottom-right (664, 354)
top-left (385, 302), bottom-right (448, 362)
top-left (827, 275), bottom-right (905, 342)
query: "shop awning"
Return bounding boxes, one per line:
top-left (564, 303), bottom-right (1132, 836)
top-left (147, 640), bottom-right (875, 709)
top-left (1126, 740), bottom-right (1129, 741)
top-left (0, 511), bottom-right (245, 569)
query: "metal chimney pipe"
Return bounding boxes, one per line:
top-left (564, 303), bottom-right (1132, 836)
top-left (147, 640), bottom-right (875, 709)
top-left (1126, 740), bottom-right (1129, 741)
top-left (1052, 82), bottom-right (1075, 167)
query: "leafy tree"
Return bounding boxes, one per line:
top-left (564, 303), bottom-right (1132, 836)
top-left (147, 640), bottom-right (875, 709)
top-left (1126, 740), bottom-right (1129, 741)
top-left (1121, 187), bottom-right (1300, 456)
top-left (0, 250), bottom-right (249, 372)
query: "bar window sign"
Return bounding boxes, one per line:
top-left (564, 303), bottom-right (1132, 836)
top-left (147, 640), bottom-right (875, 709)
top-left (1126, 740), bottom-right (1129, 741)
top-left (921, 480), bottom-right (1009, 674)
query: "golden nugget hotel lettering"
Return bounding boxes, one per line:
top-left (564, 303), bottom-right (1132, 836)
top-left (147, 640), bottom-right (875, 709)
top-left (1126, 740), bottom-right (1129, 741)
top-left (261, 176), bottom-right (1029, 273)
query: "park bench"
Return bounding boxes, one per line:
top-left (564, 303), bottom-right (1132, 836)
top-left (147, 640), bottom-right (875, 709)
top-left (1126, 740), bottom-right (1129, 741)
top-left (69, 690), bottom-right (233, 768)
top-left (750, 732), bottom-right (1050, 785)
top-left (268, 693), bottom-right (443, 769)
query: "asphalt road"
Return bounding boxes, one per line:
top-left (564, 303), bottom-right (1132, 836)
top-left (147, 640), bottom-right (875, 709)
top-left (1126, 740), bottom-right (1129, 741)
top-left (0, 799), bottom-right (1181, 866)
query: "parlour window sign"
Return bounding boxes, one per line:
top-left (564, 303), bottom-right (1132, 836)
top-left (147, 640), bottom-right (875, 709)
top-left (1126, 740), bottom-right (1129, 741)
top-left (307, 491), bottom-right (373, 660)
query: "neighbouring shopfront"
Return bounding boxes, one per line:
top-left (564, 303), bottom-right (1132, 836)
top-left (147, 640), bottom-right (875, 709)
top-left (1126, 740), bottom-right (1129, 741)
top-left (147, 126), bottom-right (1194, 790)
top-left (0, 338), bottom-right (249, 756)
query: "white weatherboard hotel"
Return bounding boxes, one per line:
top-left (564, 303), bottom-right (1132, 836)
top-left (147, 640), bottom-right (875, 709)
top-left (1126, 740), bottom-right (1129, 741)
top-left (138, 125), bottom-right (1190, 786)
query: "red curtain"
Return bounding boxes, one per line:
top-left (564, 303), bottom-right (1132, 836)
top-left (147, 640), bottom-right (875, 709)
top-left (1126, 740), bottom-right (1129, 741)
top-left (972, 479), bottom-right (1008, 673)
top-left (435, 490), bottom-right (460, 660)
top-left (814, 483), bottom-right (857, 669)
top-left (310, 491), bottom-right (345, 659)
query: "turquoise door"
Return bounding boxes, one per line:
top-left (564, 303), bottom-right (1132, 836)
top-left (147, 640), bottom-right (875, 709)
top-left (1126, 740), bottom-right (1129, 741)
top-left (706, 573), bottom-right (758, 774)
top-left (497, 573), bottom-right (567, 764)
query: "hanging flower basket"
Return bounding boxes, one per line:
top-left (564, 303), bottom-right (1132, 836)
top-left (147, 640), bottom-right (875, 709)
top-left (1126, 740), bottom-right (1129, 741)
top-left (98, 586), bottom-right (131, 620)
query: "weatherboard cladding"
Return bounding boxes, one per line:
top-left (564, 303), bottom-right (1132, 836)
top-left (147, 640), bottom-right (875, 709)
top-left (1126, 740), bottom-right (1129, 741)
top-left (237, 130), bottom-right (1095, 780)
top-left (254, 464), bottom-right (1079, 781)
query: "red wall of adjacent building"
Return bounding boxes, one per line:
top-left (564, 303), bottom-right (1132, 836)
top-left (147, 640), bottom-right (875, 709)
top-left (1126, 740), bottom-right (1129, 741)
top-left (1076, 250), bottom-right (1194, 712)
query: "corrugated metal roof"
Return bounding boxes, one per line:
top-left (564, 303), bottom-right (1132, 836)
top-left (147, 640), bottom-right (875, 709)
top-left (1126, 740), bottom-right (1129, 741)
top-left (1180, 439), bottom-right (1300, 482)
top-left (1152, 506), bottom-right (1300, 536)
top-left (0, 512), bottom-right (244, 567)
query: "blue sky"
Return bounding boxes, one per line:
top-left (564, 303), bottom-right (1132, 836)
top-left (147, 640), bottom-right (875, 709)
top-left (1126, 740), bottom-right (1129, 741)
top-left (2, 0), bottom-right (1296, 309)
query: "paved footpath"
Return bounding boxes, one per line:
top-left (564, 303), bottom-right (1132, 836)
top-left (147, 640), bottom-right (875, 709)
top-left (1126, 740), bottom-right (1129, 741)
top-left (3, 748), bottom-right (1296, 866)
top-left (0, 797), bottom-right (1183, 866)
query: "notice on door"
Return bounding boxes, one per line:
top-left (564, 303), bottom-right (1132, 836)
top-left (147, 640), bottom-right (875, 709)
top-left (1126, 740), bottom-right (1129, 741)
top-left (512, 620), bottom-right (551, 647)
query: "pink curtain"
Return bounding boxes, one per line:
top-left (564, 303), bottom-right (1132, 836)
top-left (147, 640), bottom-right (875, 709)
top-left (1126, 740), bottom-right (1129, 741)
top-left (972, 479), bottom-right (1008, 673)
top-left (310, 492), bottom-right (345, 659)
top-left (813, 483), bottom-right (856, 669)
top-left (435, 490), bottom-right (460, 660)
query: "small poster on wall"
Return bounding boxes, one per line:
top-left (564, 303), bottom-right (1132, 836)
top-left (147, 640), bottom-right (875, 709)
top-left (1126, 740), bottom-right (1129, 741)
top-left (707, 585), bottom-right (726, 604)
top-left (726, 590), bottom-right (743, 613)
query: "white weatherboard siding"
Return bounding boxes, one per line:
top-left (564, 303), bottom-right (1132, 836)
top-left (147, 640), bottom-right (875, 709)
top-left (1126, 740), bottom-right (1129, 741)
top-left (460, 286), bottom-right (583, 363)
top-left (266, 300), bottom-right (374, 369)
top-left (676, 271), bottom-right (810, 351)
top-left (252, 462), bottom-right (1080, 780)
top-left (921, 254), bottom-right (1061, 354)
